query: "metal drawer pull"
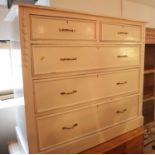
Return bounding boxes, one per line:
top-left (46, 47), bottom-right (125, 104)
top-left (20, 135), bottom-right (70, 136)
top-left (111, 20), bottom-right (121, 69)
top-left (117, 55), bottom-right (128, 58)
top-left (60, 90), bottom-right (77, 95)
top-left (60, 57), bottom-right (77, 61)
top-left (117, 81), bottom-right (127, 85)
top-left (62, 123), bottom-right (78, 130)
top-left (59, 28), bottom-right (75, 32)
top-left (118, 32), bottom-right (128, 35)
top-left (116, 109), bottom-right (127, 114)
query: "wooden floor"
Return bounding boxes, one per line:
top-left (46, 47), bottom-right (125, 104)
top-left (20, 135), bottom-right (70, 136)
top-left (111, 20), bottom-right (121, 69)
top-left (81, 127), bottom-right (145, 154)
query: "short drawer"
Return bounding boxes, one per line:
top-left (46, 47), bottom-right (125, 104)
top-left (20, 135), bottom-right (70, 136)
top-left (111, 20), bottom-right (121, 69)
top-left (98, 95), bottom-right (139, 128)
top-left (32, 45), bottom-right (140, 75)
top-left (101, 23), bottom-right (141, 41)
top-left (34, 69), bottom-right (139, 113)
top-left (37, 106), bottom-right (98, 150)
top-left (30, 15), bottom-right (96, 40)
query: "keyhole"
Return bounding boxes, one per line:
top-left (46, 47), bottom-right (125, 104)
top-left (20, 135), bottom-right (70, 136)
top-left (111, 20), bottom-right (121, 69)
top-left (40, 56), bottom-right (45, 61)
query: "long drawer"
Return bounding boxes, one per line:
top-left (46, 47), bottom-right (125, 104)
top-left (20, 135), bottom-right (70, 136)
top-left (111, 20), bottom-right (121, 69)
top-left (36, 95), bottom-right (139, 150)
top-left (34, 69), bottom-right (139, 113)
top-left (32, 45), bottom-right (140, 75)
top-left (30, 15), bottom-right (96, 40)
top-left (37, 106), bottom-right (98, 150)
top-left (101, 23), bottom-right (141, 41)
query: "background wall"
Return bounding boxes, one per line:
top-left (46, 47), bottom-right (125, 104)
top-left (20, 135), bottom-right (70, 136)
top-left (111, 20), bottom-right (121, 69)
top-left (0, 6), bottom-right (11, 40)
top-left (10, 17), bottom-right (19, 41)
top-left (51, 0), bottom-right (155, 28)
top-left (0, 6), bottom-right (18, 154)
top-left (123, 0), bottom-right (155, 28)
top-left (50, 0), bottom-right (122, 17)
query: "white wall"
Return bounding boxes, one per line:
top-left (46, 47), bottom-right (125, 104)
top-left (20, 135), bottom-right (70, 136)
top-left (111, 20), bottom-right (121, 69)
top-left (10, 17), bottom-right (19, 41)
top-left (0, 7), bottom-right (19, 153)
top-left (0, 6), bottom-right (11, 40)
top-left (123, 0), bottom-right (155, 28)
top-left (0, 9), bottom-right (17, 151)
top-left (51, 0), bottom-right (122, 17)
top-left (36, 0), bottom-right (50, 6)
top-left (51, 0), bottom-right (155, 28)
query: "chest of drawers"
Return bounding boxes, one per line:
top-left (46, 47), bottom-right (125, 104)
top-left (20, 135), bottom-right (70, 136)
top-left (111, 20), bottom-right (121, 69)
top-left (19, 4), bottom-right (145, 153)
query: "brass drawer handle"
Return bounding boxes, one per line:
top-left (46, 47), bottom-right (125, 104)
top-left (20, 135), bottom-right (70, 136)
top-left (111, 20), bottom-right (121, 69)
top-left (118, 32), bottom-right (128, 35)
top-left (62, 123), bottom-right (78, 130)
top-left (116, 109), bottom-right (127, 114)
top-left (117, 55), bottom-right (128, 58)
top-left (60, 90), bottom-right (77, 95)
top-left (59, 28), bottom-right (75, 32)
top-left (60, 57), bottom-right (77, 61)
top-left (117, 81), bottom-right (127, 85)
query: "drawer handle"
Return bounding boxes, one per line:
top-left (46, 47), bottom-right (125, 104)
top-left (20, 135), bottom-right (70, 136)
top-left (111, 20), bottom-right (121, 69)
top-left (117, 55), bottom-right (128, 58)
top-left (60, 57), bottom-right (77, 61)
top-left (59, 28), bottom-right (75, 32)
top-left (118, 32), bottom-right (128, 35)
top-left (116, 109), bottom-right (127, 114)
top-left (117, 81), bottom-right (127, 85)
top-left (60, 90), bottom-right (77, 95)
top-left (62, 123), bottom-right (78, 130)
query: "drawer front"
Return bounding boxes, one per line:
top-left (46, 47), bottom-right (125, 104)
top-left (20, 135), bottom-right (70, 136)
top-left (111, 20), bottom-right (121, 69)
top-left (34, 69), bottom-right (139, 113)
top-left (37, 106), bottom-right (98, 150)
top-left (101, 23), bottom-right (141, 41)
top-left (98, 95), bottom-right (139, 128)
top-left (30, 15), bottom-right (96, 40)
top-left (32, 45), bottom-right (140, 75)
